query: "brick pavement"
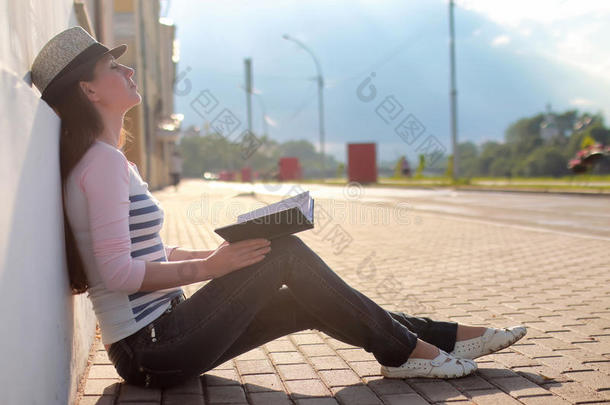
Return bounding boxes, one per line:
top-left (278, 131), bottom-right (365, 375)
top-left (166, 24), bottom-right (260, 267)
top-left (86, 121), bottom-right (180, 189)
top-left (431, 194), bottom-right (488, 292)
top-left (76, 180), bottom-right (610, 405)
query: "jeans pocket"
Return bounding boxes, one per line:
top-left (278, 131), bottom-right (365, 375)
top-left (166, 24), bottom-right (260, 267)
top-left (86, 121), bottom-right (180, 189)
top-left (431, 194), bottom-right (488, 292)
top-left (137, 363), bottom-right (187, 389)
top-left (107, 340), bottom-right (147, 387)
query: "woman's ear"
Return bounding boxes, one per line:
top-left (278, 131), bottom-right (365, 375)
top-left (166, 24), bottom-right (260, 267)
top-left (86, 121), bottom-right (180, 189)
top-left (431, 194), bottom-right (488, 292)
top-left (79, 81), bottom-right (99, 103)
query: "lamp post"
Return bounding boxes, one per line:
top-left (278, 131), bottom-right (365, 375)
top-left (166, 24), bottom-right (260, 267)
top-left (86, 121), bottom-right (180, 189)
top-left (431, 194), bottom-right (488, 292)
top-left (282, 34), bottom-right (326, 179)
top-left (252, 91), bottom-right (269, 137)
top-left (238, 85), bottom-right (269, 137)
top-left (449, 0), bottom-right (459, 180)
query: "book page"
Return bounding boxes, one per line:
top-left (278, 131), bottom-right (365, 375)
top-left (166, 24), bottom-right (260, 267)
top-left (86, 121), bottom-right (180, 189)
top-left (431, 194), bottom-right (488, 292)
top-left (237, 191), bottom-right (311, 223)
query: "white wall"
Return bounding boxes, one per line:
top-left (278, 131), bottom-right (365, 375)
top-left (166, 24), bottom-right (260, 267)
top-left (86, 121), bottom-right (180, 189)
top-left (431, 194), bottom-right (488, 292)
top-left (0, 1), bottom-right (98, 404)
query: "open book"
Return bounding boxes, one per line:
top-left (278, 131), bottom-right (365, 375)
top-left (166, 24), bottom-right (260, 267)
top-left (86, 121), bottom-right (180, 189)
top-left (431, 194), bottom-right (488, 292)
top-left (214, 191), bottom-right (315, 243)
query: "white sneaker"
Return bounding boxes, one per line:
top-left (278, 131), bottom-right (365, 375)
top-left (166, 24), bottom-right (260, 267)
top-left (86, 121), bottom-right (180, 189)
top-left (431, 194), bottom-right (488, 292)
top-left (449, 325), bottom-right (527, 360)
top-left (380, 350), bottom-right (477, 379)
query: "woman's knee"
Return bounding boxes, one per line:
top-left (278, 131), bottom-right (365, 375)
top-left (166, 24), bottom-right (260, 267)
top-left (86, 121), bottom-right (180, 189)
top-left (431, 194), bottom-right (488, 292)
top-left (270, 234), bottom-right (306, 251)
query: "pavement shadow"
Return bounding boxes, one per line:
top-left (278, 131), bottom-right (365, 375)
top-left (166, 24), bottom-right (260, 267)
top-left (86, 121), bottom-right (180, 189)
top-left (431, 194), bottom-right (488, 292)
top-left (97, 365), bottom-right (561, 404)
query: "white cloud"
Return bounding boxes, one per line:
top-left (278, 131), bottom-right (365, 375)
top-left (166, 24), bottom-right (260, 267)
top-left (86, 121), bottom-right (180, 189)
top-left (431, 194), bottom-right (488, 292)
top-left (570, 97), bottom-right (594, 107)
top-left (454, 0), bottom-right (610, 27)
top-left (491, 35), bottom-right (510, 47)
top-left (454, 0), bottom-right (610, 84)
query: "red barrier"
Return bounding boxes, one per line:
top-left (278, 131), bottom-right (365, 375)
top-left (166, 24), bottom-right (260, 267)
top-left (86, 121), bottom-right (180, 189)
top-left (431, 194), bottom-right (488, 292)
top-left (347, 143), bottom-right (377, 183)
top-left (278, 157), bottom-right (302, 181)
top-left (218, 170), bottom-right (236, 181)
top-left (241, 167), bottom-right (252, 182)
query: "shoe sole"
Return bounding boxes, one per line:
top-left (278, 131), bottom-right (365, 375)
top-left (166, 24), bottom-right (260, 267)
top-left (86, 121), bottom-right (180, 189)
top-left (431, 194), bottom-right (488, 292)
top-left (380, 365), bottom-right (476, 379)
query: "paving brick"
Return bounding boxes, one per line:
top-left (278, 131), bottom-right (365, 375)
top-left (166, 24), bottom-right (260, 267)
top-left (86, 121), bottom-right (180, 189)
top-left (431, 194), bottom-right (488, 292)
top-left (118, 384), bottom-right (161, 402)
top-left (449, 374), bottom-right (495, 391)
top-left (299, 344), bottom-right (336, 357)
top-left (349, 361), bottom-right (381, 377)
top-left (159, 376), bottom-right (203, 396)
top-left (518, 395), bottom-right (571, 405)
top-left (513, 365), bottom-right (571, 385)
top-left (285, 379), bottom-right (331, 398)
top-left (269, 351), bottom-right (306, 365)
top-left (381, 393), bottom-right (430, 405)
top-left (410, 380), bottom-right (467, 402)
top-left (83, 380), bottom-right (120, 396)
top-left (363, 377), bottom-right (414, 395)
top-left (490, 351), bottom-right (542, 369)
top-left (202, 369), bottom-right (241, 386)
top-left (235, 348), bottom-right (267, 361)
top-left (265, 340), bottom-right (298, 353)
top-left (93, 350), bottom-right (112, 365)
top-left (214, 360), bottom-right (236, 370)
top-left (292, 333), bottom-right (326, 345)
top-left (533, 354), bottom-right (592, 373)
top-left (512, 343), bottom-right (556, 358)
top-left (236, 359), bottom-right (274, 375)
top-left (475, 362), bottom-right (520, 379)
top-left (161, 394), bottom-right (205, 405)
top-left (242, 373), bottom-right (283, 392)
top-left (543, 381), bottom-right (608, 403)
top-left (206, 385), bottom-right (247, 404)
top-left (318, 369), bottom-right (361, 387)
top-left (331, 385), bottom-right (383, 405)
top-left (277, 364), bottom-right (318, 380)
top-left (78, 395), bottom-right (115, 405)
top-left (294, 398), bottom-right (339, 405)
top-left (563, 369), bottom-right (610, 392)
top-left (309, 356), bottom-right (349, 371)
top-left (248, 391), bottom-right (291, 405)
top-left (467, 388), bottom-right (522, 405)
top-left (336, 348), bottom-right (376, 362)
top-left (325, 338), bottom-right (356, 350)
top-left (489, 376), bottom-right (551, 398)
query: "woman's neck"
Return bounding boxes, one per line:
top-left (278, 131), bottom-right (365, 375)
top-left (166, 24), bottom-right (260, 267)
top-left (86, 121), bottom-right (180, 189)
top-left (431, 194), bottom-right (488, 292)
top-left (96, 110), bottom-right (124, 148)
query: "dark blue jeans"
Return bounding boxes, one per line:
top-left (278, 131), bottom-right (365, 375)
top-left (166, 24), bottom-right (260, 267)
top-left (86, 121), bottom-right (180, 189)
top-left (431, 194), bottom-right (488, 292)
top-left (108, 235), bottom-right (457, 388)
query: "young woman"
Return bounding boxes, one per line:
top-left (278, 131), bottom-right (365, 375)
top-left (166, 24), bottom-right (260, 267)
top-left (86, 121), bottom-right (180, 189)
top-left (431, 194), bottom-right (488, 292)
top-left (31, 27), bottom-right (526, 389)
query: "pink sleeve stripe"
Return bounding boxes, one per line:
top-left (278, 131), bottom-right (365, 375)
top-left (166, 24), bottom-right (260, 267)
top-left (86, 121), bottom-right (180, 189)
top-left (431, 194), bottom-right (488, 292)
top-left (80, 144), bottom-right (146, 293)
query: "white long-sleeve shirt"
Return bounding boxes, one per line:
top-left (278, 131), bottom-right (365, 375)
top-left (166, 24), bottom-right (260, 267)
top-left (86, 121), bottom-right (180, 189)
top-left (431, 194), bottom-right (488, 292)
top-left (63, 139), bottom-right (183, 345)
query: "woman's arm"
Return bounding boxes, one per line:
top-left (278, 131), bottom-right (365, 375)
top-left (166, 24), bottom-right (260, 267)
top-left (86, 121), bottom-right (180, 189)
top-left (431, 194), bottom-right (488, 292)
top-left (138, 258), bottom-right (211, 291)
top-left (166, 246), bottom-right (215, 262)
top-left (138, 239), bottom-right (271, 292)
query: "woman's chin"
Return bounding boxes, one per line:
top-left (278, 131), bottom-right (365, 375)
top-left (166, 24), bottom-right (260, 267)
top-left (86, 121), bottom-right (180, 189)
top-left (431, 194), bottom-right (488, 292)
top-left (129, 92), bottom-right (142, 107)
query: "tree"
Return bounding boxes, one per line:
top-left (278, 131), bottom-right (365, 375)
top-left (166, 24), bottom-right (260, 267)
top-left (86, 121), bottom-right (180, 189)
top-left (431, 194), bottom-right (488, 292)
top-left (414, 154), bottom-right (425, 178)
top-left (516, 146), bottom-right (569, 177)
top-left (456, 141), bottom-right (478, 177)
top-left (505, 114), bottom-right (545, 158)
top-left (178, 132), bottom-right (340, 179)
top-left (488, 156), bottom-right (512, 177)
top-left (445, 155), bottom-right (453, 178)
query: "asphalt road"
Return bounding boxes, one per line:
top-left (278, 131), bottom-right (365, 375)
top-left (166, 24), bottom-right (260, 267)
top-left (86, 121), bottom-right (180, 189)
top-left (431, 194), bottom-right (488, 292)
top-left (204, 181), bottom-right (610, 240)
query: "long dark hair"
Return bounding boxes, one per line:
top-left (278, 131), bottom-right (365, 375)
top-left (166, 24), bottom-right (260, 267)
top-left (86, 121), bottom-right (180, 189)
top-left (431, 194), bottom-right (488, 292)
top-left (53, 62), bottom-right (133, 294)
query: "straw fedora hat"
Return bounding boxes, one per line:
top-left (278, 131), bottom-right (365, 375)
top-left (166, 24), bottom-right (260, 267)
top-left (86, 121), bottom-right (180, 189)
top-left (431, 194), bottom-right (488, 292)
top-left (31, 26), bottom-right (127, 105)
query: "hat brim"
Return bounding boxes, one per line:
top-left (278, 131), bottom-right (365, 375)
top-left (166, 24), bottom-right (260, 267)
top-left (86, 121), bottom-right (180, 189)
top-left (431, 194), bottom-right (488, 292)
top-left (42, 43), bottom-right (128, 104)
top-left (106, 44), bottom-right (127, 60)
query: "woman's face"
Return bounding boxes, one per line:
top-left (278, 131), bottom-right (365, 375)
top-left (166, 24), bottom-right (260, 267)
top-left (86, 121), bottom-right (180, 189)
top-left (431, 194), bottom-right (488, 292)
top-left (81, 54), bottom-right (141, 113)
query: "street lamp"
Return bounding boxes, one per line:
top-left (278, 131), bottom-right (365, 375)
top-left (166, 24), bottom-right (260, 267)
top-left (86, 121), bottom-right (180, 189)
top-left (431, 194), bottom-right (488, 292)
top-left (282, 34), bottom-right (326, 179)
top-left (252, 90), bottom-right (269, 137)
top-left (238, 85), bottom-right (271, 137)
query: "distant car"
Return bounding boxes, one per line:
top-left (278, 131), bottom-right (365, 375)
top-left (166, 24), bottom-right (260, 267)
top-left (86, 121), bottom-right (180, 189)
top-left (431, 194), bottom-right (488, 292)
top-left (203, 171), bottom-right (219, 180)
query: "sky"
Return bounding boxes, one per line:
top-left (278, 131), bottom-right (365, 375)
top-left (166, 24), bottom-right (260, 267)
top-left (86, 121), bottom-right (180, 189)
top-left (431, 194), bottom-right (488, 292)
top-left (166, 0), bottom-right (610, 164)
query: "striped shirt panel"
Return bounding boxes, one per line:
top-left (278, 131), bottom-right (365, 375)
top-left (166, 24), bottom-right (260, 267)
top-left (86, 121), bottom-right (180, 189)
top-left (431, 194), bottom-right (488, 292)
top-left (125, 186), bottom-right (183, 323)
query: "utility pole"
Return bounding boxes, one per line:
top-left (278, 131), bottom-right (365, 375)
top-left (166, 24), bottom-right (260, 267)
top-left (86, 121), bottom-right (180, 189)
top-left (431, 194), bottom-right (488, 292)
top-left (282, 34), bottom-right (325, 179)
top-left (244, 58), bottom-right (253, 135)
top-left (449, 0), bottom-right (459, 180)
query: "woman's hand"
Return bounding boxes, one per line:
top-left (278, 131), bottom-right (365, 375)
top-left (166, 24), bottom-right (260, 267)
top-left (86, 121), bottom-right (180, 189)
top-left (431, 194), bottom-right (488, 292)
top-left (204, 238), bottom-right (272, 278)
